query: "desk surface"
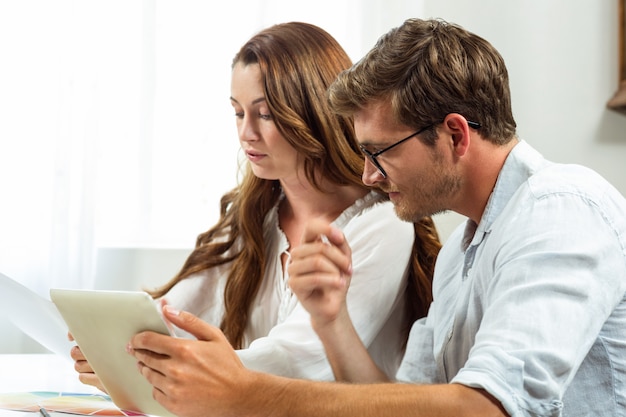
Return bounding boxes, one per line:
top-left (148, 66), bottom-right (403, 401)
top-left (0, 354), bottom-right (96, 393)
top-left (0, 354), bottom-right (102, 416)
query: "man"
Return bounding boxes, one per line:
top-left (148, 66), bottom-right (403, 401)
top-left (128, 18), bottom-right (626, 417)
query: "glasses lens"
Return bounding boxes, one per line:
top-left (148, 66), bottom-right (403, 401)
top-left (360, 146), bottom-right (387, 178)
top-left (370, 156), bottom-right (386, 178)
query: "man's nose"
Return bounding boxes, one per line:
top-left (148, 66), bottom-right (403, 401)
top-left (362, 158), bottom-right (384, 186)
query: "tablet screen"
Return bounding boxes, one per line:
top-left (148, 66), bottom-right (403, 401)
top-left (50, 288), bottom-right (176, 417)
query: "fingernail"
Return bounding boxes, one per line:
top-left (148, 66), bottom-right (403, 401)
top-left (163, 304), bottom-right (180, 316)
top-left (126, 343), bottom-right (133, 354)
top-left (330, 227), bottom-right (343, 240)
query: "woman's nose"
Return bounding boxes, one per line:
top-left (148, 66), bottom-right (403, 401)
top-left (238, 117), bottom-right (259, 142)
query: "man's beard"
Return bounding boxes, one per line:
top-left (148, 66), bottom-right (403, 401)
top-left (392, 170), bottom-right (461, 223)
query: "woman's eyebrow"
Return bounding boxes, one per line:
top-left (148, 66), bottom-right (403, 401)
top-left (229, 97), bottom-right (267, 105)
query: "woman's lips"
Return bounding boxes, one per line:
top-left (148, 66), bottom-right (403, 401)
top-left (246, 150), bottom-right (267, 162)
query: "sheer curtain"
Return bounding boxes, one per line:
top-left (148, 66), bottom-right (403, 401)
top-left (1, 0), bottom-right (418, 295)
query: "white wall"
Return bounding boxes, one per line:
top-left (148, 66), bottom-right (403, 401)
top-left (92, 247), bottom-right (192, 292)
top-left (388, 0), bottom-right (626, 240)
top-left (425, 0), bottom-right (625, 194)
top-left (4, 0), bottom-right (624, 353)
top-left (0, 247), bottom-right (190, 354)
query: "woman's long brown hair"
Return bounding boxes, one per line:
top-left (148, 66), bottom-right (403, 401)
top-left (149, 22), bottom-right (441, 349)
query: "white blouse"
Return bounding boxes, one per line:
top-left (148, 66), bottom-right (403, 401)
top-left (164, 190), bottom-right (415, 381)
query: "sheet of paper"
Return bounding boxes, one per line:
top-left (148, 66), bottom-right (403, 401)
top-left (0, 272), bottom-right (73, 359)
top-left (0, 391), bottom-right (143, 416)
top-left (0, 410), bottom-right (68, 417)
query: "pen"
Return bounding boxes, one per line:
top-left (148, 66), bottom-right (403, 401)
top-left (39, 407), bottom-right (51, 417)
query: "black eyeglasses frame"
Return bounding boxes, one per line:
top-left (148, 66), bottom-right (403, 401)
top-left (359, 120), bottom-right (481, 178)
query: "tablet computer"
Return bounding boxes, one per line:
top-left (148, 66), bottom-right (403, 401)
top-left (50, 288), bottom-right (176, 417)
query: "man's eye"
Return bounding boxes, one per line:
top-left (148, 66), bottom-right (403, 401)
top-left (361, 145), bottom-right (379, 155)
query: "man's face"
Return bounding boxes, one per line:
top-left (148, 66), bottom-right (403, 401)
top-left (354, 100), bottom-right (461, 222)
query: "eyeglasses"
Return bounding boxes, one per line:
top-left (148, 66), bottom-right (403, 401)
top-left (359, 120), bottom-right (481, 178)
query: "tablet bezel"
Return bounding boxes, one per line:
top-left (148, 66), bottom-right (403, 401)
top-left (50, 288), bottom-right (176, 417)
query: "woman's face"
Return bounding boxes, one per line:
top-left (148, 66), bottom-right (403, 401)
top-left (230, 62), bottom-right (300, 181)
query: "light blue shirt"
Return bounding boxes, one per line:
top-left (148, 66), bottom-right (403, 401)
top-left (397, 140), bottom-right (626, 417)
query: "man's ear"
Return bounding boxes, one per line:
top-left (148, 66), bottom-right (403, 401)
top-left (443, 113), bottom-right (471, 157)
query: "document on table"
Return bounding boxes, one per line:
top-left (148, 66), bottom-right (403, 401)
top-left (0, 272), bottom-right (73, 359)
top-left (0, 391), bottom-right (140, 416)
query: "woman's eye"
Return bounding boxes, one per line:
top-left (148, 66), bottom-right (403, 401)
top-left (234, 111), bottom-right (244, 119)
top-left (259, 113), bottom-right (272, 120)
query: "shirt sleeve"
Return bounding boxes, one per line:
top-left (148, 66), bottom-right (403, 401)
top-left (452, 186), bottom-right (626, 417)
top-left (163, 266), bottom-right (229, 339)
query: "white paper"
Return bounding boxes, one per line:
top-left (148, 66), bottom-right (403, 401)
top-left (0, 272), bottom-right (73, 360)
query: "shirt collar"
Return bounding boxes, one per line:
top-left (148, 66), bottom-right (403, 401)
top-left (462, 140), bottom-right (549, 250)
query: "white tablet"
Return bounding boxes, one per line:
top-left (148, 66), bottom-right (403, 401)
top-left (50, 288), bottom-right (176, 417)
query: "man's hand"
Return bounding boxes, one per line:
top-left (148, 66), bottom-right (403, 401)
top-left (288, 219), bottom-right (353, 331)
top-left (127, 305), bottom-right (259, 417)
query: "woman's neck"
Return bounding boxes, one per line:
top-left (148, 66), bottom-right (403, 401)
top-left (277, 179), bottom-right (369, 248)
top-left (281, 181), bottom-right (368, 221)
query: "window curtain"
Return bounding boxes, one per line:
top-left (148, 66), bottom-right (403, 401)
top-left (0, 0), bottom-right (414, 294)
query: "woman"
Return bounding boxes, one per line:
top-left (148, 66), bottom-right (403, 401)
top-left (72, 21), bottom-right (440, 387)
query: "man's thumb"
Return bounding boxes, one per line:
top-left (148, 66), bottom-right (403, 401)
top-left (162, 304), bottom-right (218, 341)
